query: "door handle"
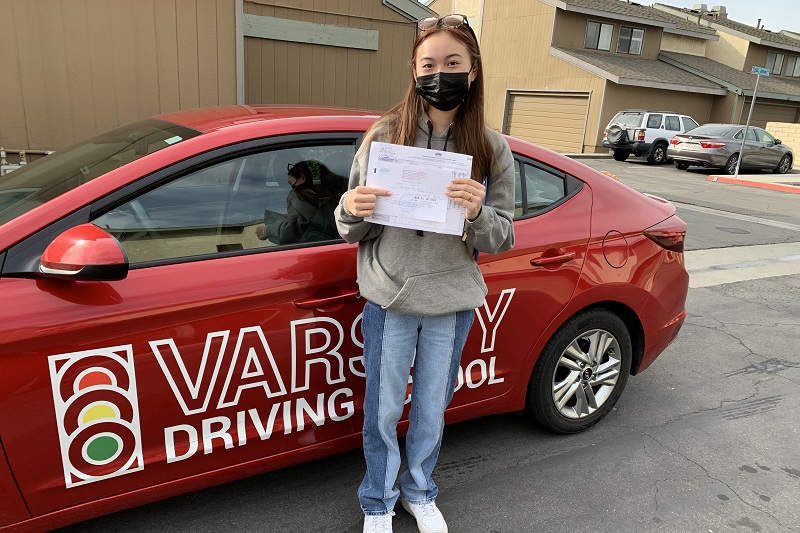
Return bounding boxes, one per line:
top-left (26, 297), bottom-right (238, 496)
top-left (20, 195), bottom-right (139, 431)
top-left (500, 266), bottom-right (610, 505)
top-left (530, 251), bottom-right (575, 267)
top-left (294, 289), bottom-right (361, 309)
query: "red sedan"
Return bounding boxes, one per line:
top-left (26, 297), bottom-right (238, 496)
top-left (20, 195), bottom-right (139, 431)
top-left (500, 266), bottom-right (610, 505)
top-left (0, 106), bottom-right (687, 531)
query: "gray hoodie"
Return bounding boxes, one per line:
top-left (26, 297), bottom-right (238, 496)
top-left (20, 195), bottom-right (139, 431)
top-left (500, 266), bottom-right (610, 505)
top-left (334, 113), bottom-right (515, 316)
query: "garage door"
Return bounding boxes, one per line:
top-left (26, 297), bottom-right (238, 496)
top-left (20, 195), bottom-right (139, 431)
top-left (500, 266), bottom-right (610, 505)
top-left (741, 100), bottom-right (799, 128)
top-left (504, 91), bottom-right (590, 153)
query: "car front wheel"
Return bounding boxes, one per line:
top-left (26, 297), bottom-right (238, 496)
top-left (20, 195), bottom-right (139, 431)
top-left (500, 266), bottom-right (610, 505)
top-left (527, 309), bottom-right (632, 434)
top-left (774, 154), bottom-right (792, 174)
top-left (674, 161), bottom-right (690, 170)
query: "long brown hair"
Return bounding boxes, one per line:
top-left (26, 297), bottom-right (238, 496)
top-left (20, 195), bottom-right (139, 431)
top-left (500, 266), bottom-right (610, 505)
top-left (363, 23), bottom-right (493, 182)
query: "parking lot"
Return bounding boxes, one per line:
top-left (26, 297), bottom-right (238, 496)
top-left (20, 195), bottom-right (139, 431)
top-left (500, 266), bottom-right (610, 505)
top-left (54, 157), bottom-right (800, 533)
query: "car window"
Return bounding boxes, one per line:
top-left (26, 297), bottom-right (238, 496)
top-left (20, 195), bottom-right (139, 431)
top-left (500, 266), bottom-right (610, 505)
top-left (694, 125), bottom-right (736, 137)
top-left (755, 129), bottom-right (776, 143)
top-left (513, 159), bottom-right (523, 217)
top-left (745, 128), bottom-right (758, 141)
top-left (646, 114), bottom-right (663, 128)
top-left (665, 116), bottom-right (681, 131)
top-left (520, 162), bottom-right (567, 215)
top-left (93, 143), bottom-right (354, 264)
top-left (0, 119), bottom-right (201, 227)
top-left (611, 112), bottom-right (643, 128)
top-left (681, 117), bottom-right (699, 131)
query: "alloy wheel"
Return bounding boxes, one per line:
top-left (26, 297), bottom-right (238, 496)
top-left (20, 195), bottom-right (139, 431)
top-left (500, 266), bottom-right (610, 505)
top-left (551, 329), bottom-right (622, 419)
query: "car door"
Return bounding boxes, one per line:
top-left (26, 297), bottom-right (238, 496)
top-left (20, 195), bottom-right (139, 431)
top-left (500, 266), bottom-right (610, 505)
top-left (734, 127), bottom-right (760, 168)
top-left (450, 155), bottom-right (590, 409)
top-left (664, 115), bottom-right (682, 136)
top-left (754, 128), bottom-right (782, 168)
top-left (0, 135), bottom-right (367, 516)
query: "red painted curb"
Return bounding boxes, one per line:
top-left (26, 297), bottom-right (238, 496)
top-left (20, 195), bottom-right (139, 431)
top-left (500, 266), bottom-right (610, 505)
top-left (707, 175), bottom-right (800, 194)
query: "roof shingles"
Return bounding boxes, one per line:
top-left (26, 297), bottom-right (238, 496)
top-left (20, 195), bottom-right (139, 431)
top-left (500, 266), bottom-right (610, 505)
top-left (553, 47), bottom-right (724, 91)
top-left (561, 0), bottom-right (716, 35)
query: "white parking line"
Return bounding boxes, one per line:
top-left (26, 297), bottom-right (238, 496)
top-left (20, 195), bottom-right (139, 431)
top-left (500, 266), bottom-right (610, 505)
top-left (671, 202), bottom-right (800, 232)
top-left (686, 242), bottom-right (800, 288)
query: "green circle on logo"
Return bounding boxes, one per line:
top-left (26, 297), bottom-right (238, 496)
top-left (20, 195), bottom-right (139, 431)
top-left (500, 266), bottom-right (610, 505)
top-left (87, 435), bottom-right (119, 462)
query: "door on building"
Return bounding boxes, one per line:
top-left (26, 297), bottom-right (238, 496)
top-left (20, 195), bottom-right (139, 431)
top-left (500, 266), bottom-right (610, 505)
top-left (504, 91), bottom-right (590, 153)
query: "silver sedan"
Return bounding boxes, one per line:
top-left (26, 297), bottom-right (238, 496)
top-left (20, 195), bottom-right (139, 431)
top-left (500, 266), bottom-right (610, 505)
top-left (667, 123), bottom-right (793, 174)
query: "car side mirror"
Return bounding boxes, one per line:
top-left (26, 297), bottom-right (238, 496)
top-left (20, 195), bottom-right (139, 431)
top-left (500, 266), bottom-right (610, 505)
top-left (39, 223), bottom-right (129, 281)
top-left (775, 139), bottom-right (782, 145)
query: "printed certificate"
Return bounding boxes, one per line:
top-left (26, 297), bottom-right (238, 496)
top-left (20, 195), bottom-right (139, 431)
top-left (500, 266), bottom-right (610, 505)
top-left (365, 141), bottom-right (473, 235)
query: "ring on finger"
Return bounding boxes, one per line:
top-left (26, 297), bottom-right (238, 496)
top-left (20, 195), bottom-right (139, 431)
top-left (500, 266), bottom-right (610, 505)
top-left (468, 193), bottom-right (474, 202)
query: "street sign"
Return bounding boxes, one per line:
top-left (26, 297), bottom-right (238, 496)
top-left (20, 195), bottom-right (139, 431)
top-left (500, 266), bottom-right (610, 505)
top-left (751, 66), bottom-right (770, 76)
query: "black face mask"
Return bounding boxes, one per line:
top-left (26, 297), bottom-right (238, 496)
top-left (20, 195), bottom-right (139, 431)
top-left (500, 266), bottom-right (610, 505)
top-left (415, 71), bottom-right (470, 111)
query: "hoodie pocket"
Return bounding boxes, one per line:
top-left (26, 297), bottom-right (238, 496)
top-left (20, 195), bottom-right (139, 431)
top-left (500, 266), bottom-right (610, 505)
top-left (383, 264), bottom-right (487, 314)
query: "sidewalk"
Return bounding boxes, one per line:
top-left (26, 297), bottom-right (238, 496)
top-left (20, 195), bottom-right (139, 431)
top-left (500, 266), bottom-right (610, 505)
top-left (706, 172), bottom-right (800, 194)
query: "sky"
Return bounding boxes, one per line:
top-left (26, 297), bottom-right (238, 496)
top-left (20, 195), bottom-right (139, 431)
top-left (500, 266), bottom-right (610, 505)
top-left (658, 1), bottom-right (800, 33)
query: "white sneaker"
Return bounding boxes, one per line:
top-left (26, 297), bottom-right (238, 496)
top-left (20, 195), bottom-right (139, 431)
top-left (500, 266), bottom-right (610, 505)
top-left (363, 512), bottom-right (394, 533)
top-left (401, 498), bottom-right (448, 533)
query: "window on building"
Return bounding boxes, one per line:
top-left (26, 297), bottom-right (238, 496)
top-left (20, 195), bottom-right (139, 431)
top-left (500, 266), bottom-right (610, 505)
top-left (617, 26), bottom-right (644, 55)
top-left (766, 51), bottom-right (785, 75)
top-left (784, 55), bottom-right (800, 77)
top-left (585, 21), bottom-right (613, 51)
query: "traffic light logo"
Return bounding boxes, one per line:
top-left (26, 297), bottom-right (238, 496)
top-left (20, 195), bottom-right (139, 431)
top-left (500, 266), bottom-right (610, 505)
top-left (49, 345), bottom-right (144, 488)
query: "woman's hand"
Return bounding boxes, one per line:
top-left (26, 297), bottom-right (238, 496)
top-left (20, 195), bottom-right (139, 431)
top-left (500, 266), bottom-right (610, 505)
top-left (447, 177), bottom-right (485, 221)
top-left (346, 186), bottom-right (392, 218)
top-left (255, 225), bottom-right (268, 240)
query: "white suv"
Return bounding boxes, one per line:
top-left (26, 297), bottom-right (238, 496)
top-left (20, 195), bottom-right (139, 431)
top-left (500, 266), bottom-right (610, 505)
top-left (602, 110), bottom-right (700, 165)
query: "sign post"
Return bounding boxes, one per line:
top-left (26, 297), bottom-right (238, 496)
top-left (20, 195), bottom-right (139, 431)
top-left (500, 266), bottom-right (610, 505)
top-left (735, 66), bottom-right (770, 177)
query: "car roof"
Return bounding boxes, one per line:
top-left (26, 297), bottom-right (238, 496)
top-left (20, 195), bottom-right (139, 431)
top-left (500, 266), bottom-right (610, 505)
top-left (155, 105), bottom-right (381, 133)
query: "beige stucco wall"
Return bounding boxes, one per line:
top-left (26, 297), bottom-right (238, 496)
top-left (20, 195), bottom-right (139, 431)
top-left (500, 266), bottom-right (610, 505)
top-left (766, 122), bottom-right (800, 158)
top-left (0, 0), bottom-right (237, 152)
top-left (705, 31), bottom-right (749, 70)
top-left (552, 10), bottom-right (663, 60)
top-left (708, 92), bottom-right (745, 124)
top-left (480, 0), bottom-right (607, 152)
top-left (427, 0), bottom-right (485, 41)
top-left (660, 33), bottom-right (707, 56)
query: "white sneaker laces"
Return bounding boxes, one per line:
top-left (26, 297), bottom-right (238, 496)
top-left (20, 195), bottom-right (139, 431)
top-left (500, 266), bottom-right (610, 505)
top-left (367, 512), bottom-right (394, 532)
top-left (418, 502), bottom-right (438, 518)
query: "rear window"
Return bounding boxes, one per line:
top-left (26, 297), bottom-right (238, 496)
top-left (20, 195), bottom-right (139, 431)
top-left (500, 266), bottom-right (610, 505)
top-left (684, 124), bottom-right (735, 137)
top-left (0, 119), bottom-right (201, 227)
top-left (610, 112), bottom-right (644, 128)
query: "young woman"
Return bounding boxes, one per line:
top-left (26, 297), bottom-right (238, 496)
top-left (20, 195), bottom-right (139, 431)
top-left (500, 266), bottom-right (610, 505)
top-left (334, 14), bottom-right (515, 533)
top-left (256, 160), bottom-right (344, 244)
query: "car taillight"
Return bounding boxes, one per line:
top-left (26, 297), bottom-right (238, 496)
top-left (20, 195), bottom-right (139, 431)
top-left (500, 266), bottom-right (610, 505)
top-left (644, 215), bottom-right (686, 253)
top-left (699, 141), bottom-right (725, 149)
top-left (669, 138), bottom-right (680, 145)
top-left (636, 129), bottom-right (645, 141)
top-left (603, 129), bottom-right (607, 139)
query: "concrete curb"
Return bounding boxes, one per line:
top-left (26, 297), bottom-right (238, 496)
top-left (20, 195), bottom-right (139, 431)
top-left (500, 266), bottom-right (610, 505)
top-left (707, 175), bottom-right (800, 194)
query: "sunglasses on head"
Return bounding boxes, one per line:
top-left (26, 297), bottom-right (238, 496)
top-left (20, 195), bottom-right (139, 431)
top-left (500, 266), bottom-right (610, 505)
top-left (417, 14), bottom-right (469, 31)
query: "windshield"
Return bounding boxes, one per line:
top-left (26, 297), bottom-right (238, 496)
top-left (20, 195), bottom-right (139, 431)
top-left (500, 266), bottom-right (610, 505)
top-left (0, 118), bottom-right (201, 226)
top-left (683, 124), bottom-right (736, 137)
top-left (610, 112), bottom-right (643, 128)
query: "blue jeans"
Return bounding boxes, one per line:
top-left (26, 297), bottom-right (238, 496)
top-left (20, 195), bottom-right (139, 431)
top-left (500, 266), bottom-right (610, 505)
top-left (358, 301), bottom-right (474, 515)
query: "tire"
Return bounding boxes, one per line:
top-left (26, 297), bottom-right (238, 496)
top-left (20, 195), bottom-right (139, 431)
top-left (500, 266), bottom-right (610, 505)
top-left (647, 142), bottom-right (667, 165)
top-left (527, 309), bottom-right (632, 434)
top-left (674, 161), bottom-right (690, 170)
top-left (724, 154), bottom-right (739, 175)
top-left (774, 154), bottom-right (792, 174)
top-left (606, 125), bottom-right (628, 144)
top-left (612, 150), bottom-right (630, 162)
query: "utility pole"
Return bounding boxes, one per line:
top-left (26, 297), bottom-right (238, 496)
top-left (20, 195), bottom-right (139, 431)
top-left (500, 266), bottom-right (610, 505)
top-left (735, 66), bottom-right (770, 177)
